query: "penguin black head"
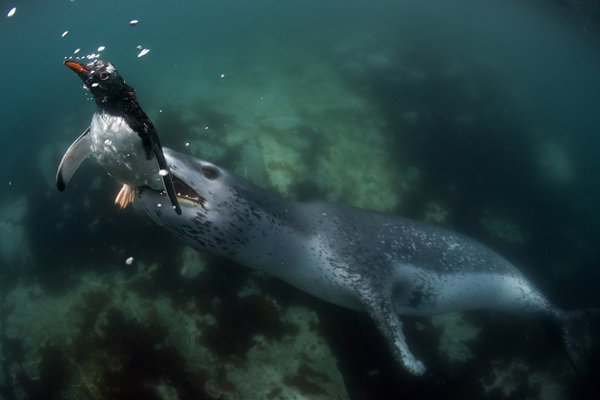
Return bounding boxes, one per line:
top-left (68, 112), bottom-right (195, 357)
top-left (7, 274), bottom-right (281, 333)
top-left (64, 59), bottom-right (135, 112)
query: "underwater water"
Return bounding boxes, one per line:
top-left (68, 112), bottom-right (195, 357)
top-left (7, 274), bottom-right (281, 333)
top-left (1, 0), bottom-right (600, 398)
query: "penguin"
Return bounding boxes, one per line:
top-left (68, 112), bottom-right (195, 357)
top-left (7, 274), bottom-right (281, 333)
top-left (57, 59), bottom-right (181, 214)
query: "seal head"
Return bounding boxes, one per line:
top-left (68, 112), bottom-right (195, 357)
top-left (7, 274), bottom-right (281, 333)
top-left (138, 148), bottom-right (266, 257)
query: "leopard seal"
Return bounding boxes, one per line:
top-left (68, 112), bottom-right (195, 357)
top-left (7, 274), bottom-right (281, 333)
top-left (137, 147), bottom-right (588, 375)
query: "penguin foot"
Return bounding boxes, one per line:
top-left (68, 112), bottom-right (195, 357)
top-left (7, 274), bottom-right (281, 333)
top-left (115, 184), bottom-right (135, 209)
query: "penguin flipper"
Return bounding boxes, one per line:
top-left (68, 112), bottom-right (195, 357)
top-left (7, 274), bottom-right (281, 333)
top-left (56, 127), bottom-right (91, 191)
top-left (150, 142), bottom-right (182, 215)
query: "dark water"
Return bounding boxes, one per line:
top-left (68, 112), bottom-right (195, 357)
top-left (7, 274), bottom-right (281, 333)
top-left (1, 0), bottom-right (599, 399)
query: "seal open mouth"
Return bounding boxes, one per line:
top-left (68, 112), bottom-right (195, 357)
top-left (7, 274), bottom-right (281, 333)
top-left (172, 176), bottom-right (206, 206)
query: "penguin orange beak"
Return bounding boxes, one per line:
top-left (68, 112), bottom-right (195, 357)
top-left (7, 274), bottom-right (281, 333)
top-left (64, 60), bottom-right (93, 83)
top-left (64, 60), bottom-right (89, 73)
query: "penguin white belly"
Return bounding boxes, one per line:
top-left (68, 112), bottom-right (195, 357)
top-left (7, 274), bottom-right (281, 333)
top-left (89, 112), bottom-right (162, 189)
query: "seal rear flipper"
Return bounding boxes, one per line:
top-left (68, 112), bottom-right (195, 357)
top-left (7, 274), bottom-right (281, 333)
top-left (150, 143), bottom-right (182, 215)
top-left (362, 294), bottom-right (426, 375)
top-left (56, 127), bottom-right (91, 191)
top-left (557, 308), bottom-right (600, 377)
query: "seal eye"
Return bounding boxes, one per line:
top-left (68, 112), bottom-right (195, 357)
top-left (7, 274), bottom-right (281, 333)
top-left (202, 166), bottom-right (218, 180)
top-left (99, 72), bottom-right (109, 81)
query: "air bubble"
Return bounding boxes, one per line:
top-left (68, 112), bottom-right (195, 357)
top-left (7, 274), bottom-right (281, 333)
top-left (159, 169), bottom-right (169, 176)
top-left (137, 48), bottom-right (150, 58)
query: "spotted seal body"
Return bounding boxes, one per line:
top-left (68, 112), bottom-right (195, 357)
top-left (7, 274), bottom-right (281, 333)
top-left (138, 148), bottom-right (584, 375)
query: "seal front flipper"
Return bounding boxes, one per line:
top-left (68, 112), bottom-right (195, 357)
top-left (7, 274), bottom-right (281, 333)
top-left (56, 127), bottom-right (91, 191)
top-left (150, 140), bottom-right (182, 215)
top-left (360, 289), bottom-right (426, 375)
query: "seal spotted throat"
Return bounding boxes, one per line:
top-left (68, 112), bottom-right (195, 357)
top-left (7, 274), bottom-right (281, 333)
top-left (57, 59), bottom-right (181, 214)
top-left (138, 148), bottom-right (590, 375)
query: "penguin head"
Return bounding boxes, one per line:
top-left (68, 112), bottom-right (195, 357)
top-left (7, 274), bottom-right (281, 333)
top-left (64, 59), bottom-right (134, 110)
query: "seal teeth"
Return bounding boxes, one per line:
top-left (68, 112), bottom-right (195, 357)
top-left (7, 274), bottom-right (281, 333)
top-left (173, 176), bottom-right (203, 203)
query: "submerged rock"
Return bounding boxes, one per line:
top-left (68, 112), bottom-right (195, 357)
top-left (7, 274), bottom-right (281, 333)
top-left (481, 210), bottom-right (527, 244)
top-left (0, 197), bottom-right (34, 268)
top-left (0, 264), bottom-right (347, 399)
top-left (535, 140), bottom-right (574, 186)
top-left (431, 312), bottom-right (480, 363)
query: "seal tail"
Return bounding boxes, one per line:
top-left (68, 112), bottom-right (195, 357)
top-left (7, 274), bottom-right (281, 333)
top-left (557, 309), bottom-right (598, 376)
